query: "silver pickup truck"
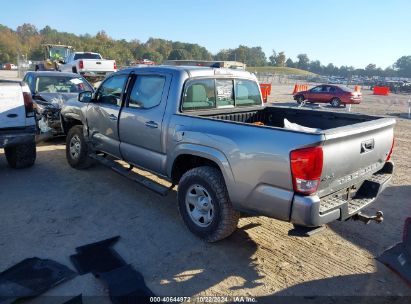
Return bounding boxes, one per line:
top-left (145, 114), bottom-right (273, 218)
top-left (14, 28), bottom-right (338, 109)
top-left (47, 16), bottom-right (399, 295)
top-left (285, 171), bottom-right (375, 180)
top-left (61, 66), bottom-right (395, 242)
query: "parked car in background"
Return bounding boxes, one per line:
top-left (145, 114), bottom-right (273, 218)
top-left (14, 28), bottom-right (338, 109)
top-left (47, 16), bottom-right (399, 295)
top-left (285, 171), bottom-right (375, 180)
top-left (294, 84), bottom-right (362, 107)
top-left (2, 63), bottom-right (18, 70)
top-left (0, 80), bottom-right (36, 168)
top-left (60, 66), bottom-right (394, 242)
top-left (58, 52), bottom-right (117, 79)
top-left (22, 71), bottom-right (93, 135)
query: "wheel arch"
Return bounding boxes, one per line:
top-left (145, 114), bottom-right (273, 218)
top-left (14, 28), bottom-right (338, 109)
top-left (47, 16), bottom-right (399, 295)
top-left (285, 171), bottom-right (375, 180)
top-left (60, 113), bottom-right (83, 135)
top-left (169, 144), bottom-right (235, 188)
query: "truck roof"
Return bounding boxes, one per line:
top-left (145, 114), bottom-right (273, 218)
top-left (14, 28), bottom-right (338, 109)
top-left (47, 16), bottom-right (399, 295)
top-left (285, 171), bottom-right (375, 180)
top-left (119, 65), bottom-right (256, 79)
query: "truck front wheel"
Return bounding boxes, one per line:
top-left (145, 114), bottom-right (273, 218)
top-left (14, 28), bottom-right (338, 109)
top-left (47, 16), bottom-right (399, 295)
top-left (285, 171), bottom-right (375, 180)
top-left (66, 125), bottom-right (92, 169)
top-left (178, 166), bottom-right (240, 242)
top-left (5, 140), bottom-right (36, 169)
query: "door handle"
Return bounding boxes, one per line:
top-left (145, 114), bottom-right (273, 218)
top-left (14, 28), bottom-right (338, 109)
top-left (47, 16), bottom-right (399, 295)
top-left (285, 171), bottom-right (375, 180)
top-left (145, 121), bottom-right (158, 128)
top-left (109, 114), bottom-right (117, 121)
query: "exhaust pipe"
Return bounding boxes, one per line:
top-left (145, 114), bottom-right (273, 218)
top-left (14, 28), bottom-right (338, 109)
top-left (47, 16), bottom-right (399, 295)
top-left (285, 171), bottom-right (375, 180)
top-left (352, 211), bottom-right (384, 224)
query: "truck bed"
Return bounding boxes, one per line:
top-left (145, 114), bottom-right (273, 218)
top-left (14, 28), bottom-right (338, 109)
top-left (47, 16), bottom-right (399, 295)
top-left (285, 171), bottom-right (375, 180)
top-left (196, 106), bottom-right (380, 131)
top-left (186, 105), bottom-right (395, 198)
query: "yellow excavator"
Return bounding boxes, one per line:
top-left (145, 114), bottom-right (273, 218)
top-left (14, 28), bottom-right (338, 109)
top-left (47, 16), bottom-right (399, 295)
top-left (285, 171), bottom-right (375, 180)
top-left (35, 44), bottom-right (73, 71)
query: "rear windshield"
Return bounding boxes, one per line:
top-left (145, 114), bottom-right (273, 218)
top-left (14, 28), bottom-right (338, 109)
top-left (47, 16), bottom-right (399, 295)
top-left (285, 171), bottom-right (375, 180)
top-left (339, 86), bottom-right (353, 92)
top-left (73, 53), bottom-right (102, 60)
top-left (182, 78), bottom-right (262, 111)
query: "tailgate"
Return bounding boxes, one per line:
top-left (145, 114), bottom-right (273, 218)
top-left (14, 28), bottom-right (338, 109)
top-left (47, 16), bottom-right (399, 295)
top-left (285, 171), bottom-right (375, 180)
top-left (0, 83), bottom-right (26, 128)
top-left (318, 118), bottom-right (395, 197)
top-left (81, 60), bottom-right (115, 72)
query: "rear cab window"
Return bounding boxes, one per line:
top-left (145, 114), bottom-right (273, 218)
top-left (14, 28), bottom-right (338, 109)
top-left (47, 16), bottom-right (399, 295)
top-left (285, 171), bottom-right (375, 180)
top-left (73, 53), bottom-right (102, 60)
top-left (182, 78), bottom-right (261, 111)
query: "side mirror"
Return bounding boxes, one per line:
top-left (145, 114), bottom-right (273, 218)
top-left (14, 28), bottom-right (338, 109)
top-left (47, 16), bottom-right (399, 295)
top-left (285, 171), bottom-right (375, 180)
top-left (78, 91), bottom-right (93, 103)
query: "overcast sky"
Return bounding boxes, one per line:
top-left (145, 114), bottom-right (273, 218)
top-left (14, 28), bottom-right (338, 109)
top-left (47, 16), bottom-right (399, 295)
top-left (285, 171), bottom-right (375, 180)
top-left (1, 0), bottom-right (410, 68)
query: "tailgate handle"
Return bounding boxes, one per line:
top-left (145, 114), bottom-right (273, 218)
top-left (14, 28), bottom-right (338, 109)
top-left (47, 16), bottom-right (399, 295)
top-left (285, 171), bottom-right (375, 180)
top-left (7, 114), bottom-right (18, 118)
top-left (96, 62), bottom-right (101, 64)
top-left (361, 139), bottom-right (374, 153)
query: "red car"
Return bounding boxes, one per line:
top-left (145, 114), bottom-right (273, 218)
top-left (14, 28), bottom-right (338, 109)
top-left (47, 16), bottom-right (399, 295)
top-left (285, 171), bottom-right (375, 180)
top-left (293, 84), bottom-right (362, 107)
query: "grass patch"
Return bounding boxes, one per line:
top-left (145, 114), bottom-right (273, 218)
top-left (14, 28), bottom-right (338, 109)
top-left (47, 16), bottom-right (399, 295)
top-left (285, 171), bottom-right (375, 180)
top-left (246, 66), bottom-right (315, 76)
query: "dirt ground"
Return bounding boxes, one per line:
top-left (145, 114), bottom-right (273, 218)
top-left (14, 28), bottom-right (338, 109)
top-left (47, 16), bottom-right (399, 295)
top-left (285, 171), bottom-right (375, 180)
top-left (1, 71), bottom-right (410, 302)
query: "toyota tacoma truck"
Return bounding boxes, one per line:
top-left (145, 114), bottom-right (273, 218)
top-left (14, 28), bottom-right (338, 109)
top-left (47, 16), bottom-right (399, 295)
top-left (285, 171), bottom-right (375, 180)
top-left (0, 80), bottom-right (36, 168)
top-left (60, 66), bottom-right (395, 242)
top-left (59, 52), bottom-right (117, 79)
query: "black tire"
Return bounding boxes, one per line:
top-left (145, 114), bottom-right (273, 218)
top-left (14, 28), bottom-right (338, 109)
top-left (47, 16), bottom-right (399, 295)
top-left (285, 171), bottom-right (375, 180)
top-left (5, 140), bottom-right (36, 169)
top-left (296, 95), bottom-right (305, 104)
top-left (178, 166), bottom-right (240, 242)
top-left (330, 97), bottom-right (341, 107)
top-left (66, 125), bottom-right (92, 169)
top-left (72, 67), bottom-right (77, 74)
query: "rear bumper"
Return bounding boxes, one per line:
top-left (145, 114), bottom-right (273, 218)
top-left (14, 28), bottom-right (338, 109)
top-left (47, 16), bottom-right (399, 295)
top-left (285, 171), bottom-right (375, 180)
top-left (290, 161), bottom-right (393, 227)
top-left (0, 126), bottom-right (36, 148)
top-left (79, 70), bottom-right (114, 77)
top-left (345, 98), bottom-right (362, 104)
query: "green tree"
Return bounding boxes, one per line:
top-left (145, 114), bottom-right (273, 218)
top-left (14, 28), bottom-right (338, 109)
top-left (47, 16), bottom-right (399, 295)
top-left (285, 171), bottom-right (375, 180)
top-left (142, 51), bottom-right (163, 63)
top-left (275, 52), bottom-right (286, 67)
top-left (297, 54), bottom-right (309, 70)
top-left (308, 60), bottom-right (322, 74)
top-left (269, 50), bottom-right (277, 66)
top-left (394, 56), bottom-right (411, 77)
top-left (365, 63), bottom-right (377, 77)
top-left (168, 49), bottom-right (191, 60)
top-left (285, 58), bottom-right (295, 68)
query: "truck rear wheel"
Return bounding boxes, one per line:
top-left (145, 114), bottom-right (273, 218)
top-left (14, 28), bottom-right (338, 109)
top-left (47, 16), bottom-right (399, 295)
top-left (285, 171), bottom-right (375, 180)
top-left (66, 125), bottom-right (92, 169)
top-left (5, 140), bottom-right (36, 169)
top-left (178, 166), bottom-right (240, 242)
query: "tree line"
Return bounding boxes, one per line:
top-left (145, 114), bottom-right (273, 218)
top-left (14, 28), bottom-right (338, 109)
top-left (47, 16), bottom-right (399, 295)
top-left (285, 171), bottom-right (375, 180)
top-left (1, 23), bottom-right (411, 77)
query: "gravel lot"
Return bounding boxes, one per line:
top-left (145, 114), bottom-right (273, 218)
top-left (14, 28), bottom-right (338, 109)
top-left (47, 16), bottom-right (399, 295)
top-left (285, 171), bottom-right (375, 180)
top-left (1, 70), bottom-right (410, 302)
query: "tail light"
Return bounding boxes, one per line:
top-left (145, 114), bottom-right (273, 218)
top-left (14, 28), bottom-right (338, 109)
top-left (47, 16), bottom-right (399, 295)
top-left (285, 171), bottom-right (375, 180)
top-left (386, 137), bottom-right (395, 161)
top-left (21, 85), bottom-right (34, 117)
top-left (114, 61), bottom-right (117, 70)
top-left (290, 146), bottom-right (323, 195)
top-left (79, 60), bottom-right (84, 69)
top-left (23, 92), bottom-right (34, 117)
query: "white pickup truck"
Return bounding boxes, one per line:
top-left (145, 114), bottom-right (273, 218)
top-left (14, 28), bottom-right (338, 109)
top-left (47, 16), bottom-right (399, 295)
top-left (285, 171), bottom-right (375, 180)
top-left (59, 52), bottom-right (117, 79)
top-left (0, 80), bottom-right (36, 168)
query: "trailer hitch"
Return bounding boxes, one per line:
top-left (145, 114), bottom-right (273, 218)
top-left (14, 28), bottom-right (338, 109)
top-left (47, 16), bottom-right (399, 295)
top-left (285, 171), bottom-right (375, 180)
top-left (352, 211), bottom-right (384, 224)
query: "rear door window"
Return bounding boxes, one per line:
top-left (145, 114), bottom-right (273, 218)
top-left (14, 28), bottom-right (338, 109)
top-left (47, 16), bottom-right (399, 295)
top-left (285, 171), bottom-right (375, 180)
top-left (234, 79), bottom-right (261, 106)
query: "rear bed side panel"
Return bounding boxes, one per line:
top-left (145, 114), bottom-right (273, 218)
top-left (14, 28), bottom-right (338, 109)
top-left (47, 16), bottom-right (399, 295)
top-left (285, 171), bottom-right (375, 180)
top-left (318, 118), bottom-right (395, 197)
top-left (167, 114), bottom-right (325, 220)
